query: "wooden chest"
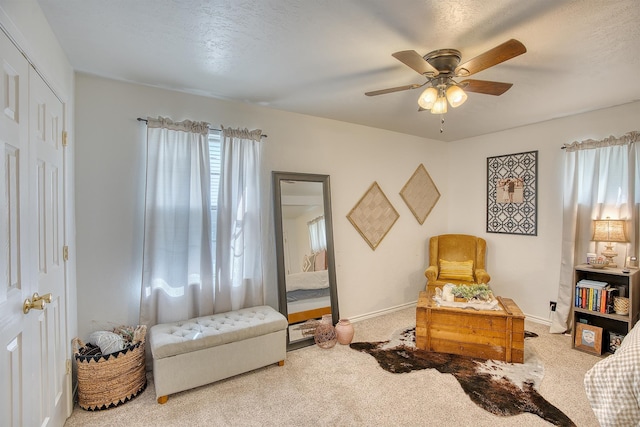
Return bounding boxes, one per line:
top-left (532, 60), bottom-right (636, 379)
top-left (416, 291), bottom-right (525, 363)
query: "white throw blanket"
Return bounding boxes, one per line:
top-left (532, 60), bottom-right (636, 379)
top-left (286, 270), bottom-right (329, 291)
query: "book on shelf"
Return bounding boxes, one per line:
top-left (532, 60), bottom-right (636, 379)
top-left (577, 279), bottom-right (607, 288)
top-left (575, 280), bottom-right (618, 314)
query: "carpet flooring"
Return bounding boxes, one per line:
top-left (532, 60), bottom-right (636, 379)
top-left (63, 306), bottom-right (603, 426)
top-left (351, 327), bottom-right (574, 426)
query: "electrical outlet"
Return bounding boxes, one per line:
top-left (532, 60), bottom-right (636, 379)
top-left (549, 301), bottom-right (557, 311)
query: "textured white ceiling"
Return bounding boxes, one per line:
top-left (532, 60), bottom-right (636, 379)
top-left (37, 0), bottom-right (640, 141)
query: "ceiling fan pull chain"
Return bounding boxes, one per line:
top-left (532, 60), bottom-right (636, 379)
top-left (440, 116), bottom-right (445, 133)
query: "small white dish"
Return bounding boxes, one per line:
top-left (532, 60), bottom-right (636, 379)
top-left (589, 263), bottom-right (608, 269)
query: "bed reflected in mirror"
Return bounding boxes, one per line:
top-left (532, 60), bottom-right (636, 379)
top-left (272, 172), bottom-right (339, 350)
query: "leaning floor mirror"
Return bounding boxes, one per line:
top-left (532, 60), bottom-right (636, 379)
top-left (272, 171), bottom-right (339, 350)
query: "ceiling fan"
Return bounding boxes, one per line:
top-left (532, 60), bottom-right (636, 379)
top-left (365, 39), bottom-right (526, 115)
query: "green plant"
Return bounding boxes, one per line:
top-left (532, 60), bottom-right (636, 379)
top-left (451, 284), bottom-right (492, 301)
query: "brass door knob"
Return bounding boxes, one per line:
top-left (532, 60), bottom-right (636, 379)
top-left (23, 298), bottom-right (45, 314)
top-left (33, 292), bottom-right (52, 304)
top-left (23, 292), bottom-right (52, 314)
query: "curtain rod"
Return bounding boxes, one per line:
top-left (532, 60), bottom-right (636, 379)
top-left (137, 118), bottom-right (267, 138)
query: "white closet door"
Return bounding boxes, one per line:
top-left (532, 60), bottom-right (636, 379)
top-left (0, 29), bottom-right (69, 427)
top-left (28, 63), bottom-right (68, 427)
top-left (0, 28), bottom-right (31, 427)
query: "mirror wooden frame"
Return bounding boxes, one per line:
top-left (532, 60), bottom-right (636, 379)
top-left (272, 171), bottom-right (339, 350)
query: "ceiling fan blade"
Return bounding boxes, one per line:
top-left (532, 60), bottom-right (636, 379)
top-left (392, 50), bottom-right (439, 77)
top-left (455, 39), bottom-right (526, 76)
top-left (365, 83), bottom-right (424, 96)
top-left (459, 79), bottom-right (513, 96)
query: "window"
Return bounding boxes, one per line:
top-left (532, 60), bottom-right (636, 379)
top-left (209, 131), bottom-right (221, 270)
top-left (308, 215), bottom-right (326, 252)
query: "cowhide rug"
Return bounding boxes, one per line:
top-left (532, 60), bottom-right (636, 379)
top-left (350, 327), bottom-right (575, 427)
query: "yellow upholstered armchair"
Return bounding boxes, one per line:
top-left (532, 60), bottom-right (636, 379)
top-left (424, 234), bottom-right (490, 295)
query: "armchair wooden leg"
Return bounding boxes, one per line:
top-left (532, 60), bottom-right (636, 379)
top-left (157, 395), bottom-right (168, 404)
top-left (278, 360), bottom-right (285, 366)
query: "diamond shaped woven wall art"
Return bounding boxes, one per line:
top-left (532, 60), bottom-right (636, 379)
top-left (347, 182), bottom-right (399, 250)
top-left (399, 164), bottom-right (440, 225)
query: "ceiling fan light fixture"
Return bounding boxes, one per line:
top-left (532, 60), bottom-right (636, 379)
top-left (369, 39), bottom-right (526, 124)
top-left (431, 95), bottom-right (448, 114)
top-left (417, 87), bottom-right (438, 109)
top-left (446, 85), bottom-right (467, 108)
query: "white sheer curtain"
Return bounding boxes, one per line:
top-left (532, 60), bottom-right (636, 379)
top-left (139, 117), bottom-right (214, 327)
top-left (308, 216), bottom-right (326, 252)
top-left (551, 131), bottom-right (640, 333)
top-left (214, 127), bottom-right (264, 313)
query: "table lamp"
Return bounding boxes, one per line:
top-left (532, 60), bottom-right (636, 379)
top-left (592, 217), bottom-right (628, 268)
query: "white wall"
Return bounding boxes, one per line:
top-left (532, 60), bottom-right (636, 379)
top-left (447, 101), bottom-right (640, 322)
top-left (74, 74), bottom-right (449, 339)
top-left (75, 72), bottom-right (640, 337)
top-left (0, 1), bottom-right (73, 96)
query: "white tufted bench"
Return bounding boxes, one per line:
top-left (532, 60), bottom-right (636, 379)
top-left (148, 305), bottom-right (288, 403)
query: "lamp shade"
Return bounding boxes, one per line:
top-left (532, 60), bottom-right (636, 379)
top-left (592, 218), bottom-right (628, 242)
top-left (446, 85), bottom-right (468, 108)
top-left (418, 87), bottom-right (438, 110)
top-left (431, 96), bottom-right (448, 114)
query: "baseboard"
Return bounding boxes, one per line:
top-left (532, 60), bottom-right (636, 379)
top-left (348, 301), bottom-right (417, 323)
top-left (523, 313), bottom-right (551, 326)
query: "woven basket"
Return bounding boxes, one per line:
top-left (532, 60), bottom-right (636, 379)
top-left (73, 325), bottom-right (147, 411)
top-left (614, 297), bottom-right (630, 315)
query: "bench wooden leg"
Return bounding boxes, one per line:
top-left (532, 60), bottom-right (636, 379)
top-left (278, 360), bottom-right (285, 366)
top-left (157, 395), bottom-right (169, 404)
